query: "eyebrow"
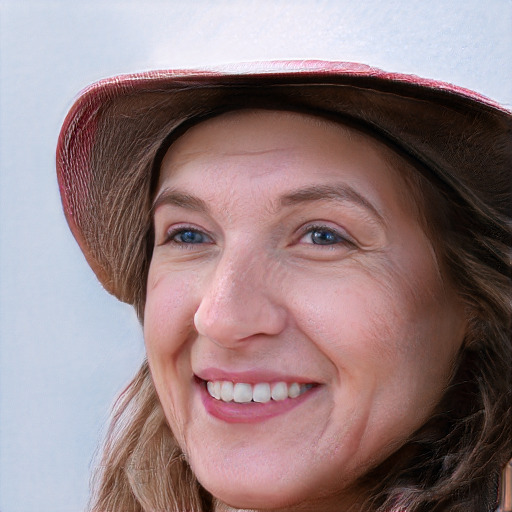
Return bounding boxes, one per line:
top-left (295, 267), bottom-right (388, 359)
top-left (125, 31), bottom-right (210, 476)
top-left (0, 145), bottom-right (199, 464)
top-left (152, 183), bottom-right (384, 223)
top-left (281, 184), bottom-right (384, 223)
top-left (152, 189), bottom-right (209, 214)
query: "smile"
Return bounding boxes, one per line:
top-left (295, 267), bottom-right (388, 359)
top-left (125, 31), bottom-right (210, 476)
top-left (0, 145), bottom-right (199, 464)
top-left (206, 380), bottom-right (314, 403)
top-left (196, 375), bottom-right (321, 423)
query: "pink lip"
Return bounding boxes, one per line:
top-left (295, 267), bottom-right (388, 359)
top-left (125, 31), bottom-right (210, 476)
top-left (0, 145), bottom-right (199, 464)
top-left (196, 367), bottom-right (315, 384)
top-left (195, 378), bottom-right (320, 424)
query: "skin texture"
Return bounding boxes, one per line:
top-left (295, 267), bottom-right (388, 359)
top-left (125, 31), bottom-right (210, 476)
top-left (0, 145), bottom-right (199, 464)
top-left (144, 110), bottom-right (467, 511)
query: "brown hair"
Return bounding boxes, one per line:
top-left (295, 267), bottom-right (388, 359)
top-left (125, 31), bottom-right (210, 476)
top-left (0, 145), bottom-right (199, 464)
top-left (357, 153), bottom-right (511, 511)
top-left (86, 101), bottom-right (511, 512)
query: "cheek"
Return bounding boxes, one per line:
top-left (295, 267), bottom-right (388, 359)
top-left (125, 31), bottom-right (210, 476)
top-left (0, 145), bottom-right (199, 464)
top-left (291, 255), bottom-right (461, 403)
top-left (143, 267), bottom-right (200, 433)
top-left (144, 267), bottom-right (199, 356)
top-left (294, 270), bottom-right (459, 463)
top-left (290, 266), bottom-right (409, 363)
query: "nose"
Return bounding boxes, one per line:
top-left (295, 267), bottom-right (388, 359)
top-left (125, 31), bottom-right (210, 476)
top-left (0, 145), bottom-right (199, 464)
top-left (193, 252), bottom-right (287, 347)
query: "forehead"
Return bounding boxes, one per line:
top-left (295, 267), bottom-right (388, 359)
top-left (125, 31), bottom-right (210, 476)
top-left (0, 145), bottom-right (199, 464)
top-left (157, 109), bottom-right (416, 217)
top-left (163, 109), bottom-right (380, 160)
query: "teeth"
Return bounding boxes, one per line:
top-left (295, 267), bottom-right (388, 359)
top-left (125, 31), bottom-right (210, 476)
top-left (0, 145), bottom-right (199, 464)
top-left (288, 382), bottom-right (301, 398)
top-left (253, 383), bottom-right (271, 403)
top-left (207, 380), bottom-right (222, 400)
top-left (206, 380), bottom-right (313, 403)
top-left (233, 383), bottom-right (253, 403)
top-left (220, 381), bottom-right (234, 402)
top-left (271, 382), bottom-right (288, 401)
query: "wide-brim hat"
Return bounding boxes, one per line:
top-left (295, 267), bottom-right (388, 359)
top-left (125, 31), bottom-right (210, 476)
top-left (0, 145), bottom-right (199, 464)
top-left (56, 60), bottom-right (512, 306)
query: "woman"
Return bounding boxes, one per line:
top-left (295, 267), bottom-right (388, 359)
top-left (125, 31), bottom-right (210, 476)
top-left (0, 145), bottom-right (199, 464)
top-left (56, 61), bottom-right (511, 512)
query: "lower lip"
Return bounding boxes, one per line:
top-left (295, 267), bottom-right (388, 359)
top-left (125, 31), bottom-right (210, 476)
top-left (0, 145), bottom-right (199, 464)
top-left (197, 380), bottom-right (320, 424)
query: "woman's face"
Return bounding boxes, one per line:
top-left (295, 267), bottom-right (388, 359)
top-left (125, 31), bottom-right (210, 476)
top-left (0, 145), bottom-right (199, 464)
top-left (145, 110), bottom-right (466, 511)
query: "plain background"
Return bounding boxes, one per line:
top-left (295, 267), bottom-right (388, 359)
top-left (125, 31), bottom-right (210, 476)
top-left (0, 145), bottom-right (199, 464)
top-left (0, 1), bottom-right (511, 511)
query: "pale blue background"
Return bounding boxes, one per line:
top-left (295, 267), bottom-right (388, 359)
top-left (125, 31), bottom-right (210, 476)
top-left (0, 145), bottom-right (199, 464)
top-left (0, 1), bottom-right (511, 511)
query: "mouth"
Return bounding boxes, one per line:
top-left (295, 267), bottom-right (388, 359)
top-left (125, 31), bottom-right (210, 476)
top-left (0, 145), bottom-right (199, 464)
top-left (195, 376), bottom-right (320, 423)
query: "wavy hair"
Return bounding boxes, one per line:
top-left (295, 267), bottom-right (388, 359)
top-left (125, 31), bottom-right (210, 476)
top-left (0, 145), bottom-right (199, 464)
top-left (86, 104), bottom-right (511, 512)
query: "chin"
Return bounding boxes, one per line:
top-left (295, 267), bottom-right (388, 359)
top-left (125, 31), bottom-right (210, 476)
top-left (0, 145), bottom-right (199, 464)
top-left (214, 490), bottom-right (296, 511)
top-left (194, 466), bottom-right (311, 510)
top-left (194, 461), bottom-right (358, 512)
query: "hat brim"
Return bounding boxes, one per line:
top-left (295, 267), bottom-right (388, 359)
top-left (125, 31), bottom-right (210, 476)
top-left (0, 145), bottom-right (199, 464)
top-left (56, 60), bottom-right (512, 302)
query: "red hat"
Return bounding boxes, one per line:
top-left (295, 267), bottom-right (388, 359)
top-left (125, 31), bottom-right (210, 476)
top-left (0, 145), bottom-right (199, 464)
top-left (56, 60), bottom-right (511, 305)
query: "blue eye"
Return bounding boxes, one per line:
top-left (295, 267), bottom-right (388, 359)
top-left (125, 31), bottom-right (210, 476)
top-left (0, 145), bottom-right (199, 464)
top-left (170, 229), bottom-right (210, 244)
top-left (309, 229), bottom-right (342, 245)
top-left (302, 226), bottom-right (350, 246)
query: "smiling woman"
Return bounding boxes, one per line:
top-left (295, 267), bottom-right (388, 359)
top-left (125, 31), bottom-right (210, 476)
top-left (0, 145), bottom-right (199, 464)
top-left (56, 62), bottom-right (511, 512)
top-left (146, 110), bottom-right (466, 509)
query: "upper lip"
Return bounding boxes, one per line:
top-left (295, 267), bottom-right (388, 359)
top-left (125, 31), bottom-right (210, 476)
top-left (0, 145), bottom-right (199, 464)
top-left (195, 367), bottom-right (318, 384)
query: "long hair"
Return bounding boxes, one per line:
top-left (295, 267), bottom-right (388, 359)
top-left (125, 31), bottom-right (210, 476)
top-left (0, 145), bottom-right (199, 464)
top-left (88, 362), bottom-right (211, 511)
top-left (356, 156), bottom-right (512, 511)
top-left (86, 101), bottom-right (511, 512)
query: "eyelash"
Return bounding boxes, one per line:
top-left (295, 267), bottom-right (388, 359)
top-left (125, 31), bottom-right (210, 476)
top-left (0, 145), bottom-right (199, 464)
top-left (299, 224), bottom-right (355, 247)
top-left (161, 226), bottom-right (213, 247)
top-left (160, 224), bottom-right (355, 249)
